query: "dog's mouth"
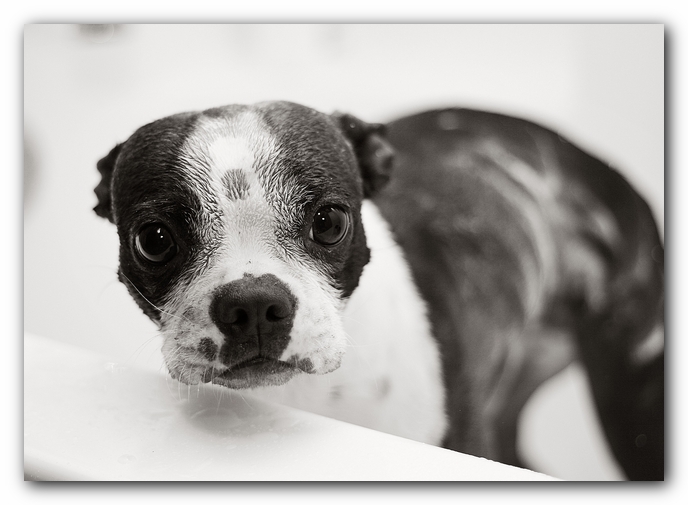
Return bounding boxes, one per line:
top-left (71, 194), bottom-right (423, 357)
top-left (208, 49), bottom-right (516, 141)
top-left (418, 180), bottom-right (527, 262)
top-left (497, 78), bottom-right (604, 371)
top-left (200, 356), bottom-right (305, 389)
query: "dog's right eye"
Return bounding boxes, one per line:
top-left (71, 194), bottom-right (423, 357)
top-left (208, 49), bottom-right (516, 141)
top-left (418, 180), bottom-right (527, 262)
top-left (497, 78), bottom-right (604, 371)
top-left (135, 224), bottom-right (178, 264)
top-left (309, 205), bottom-right (350, 246)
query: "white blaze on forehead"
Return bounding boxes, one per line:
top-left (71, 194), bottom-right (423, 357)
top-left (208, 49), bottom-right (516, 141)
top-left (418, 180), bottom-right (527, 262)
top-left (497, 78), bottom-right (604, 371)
top-left (207, 135), bottom-right (256, 173)
top-left (174, 109), bottom-right (286, 251)
top-left (182, 110), bottom-right (276, 188)
top-left (170, 110), bottom-right (286, 288)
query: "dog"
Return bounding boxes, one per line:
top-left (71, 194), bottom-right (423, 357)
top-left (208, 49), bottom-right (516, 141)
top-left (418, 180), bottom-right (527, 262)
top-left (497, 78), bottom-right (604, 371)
top-left (94, 101), bottom-right (664, 480)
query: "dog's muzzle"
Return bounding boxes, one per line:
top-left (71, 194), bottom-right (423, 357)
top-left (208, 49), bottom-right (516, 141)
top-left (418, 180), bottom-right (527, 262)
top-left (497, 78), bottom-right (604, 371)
top-left (209, 273), bottom-right (297, 370)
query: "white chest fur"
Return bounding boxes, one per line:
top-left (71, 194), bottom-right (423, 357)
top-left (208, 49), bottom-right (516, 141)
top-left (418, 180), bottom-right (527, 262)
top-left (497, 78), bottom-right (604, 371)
top-left (248, 201), bottom-right (448, 446)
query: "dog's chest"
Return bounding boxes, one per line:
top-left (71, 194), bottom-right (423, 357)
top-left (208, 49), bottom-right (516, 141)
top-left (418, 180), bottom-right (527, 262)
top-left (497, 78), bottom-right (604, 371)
top-left (248, 202), bottom-right (448, 445)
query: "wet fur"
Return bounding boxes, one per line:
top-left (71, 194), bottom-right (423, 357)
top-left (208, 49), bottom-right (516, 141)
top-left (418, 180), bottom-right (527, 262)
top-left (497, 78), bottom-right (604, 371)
top-left (95, 102), bottom-right (664, 480)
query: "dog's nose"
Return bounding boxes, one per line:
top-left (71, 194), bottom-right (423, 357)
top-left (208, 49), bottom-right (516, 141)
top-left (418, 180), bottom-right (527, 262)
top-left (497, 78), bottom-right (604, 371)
top-left (210, 274), bottom-right (296, 364)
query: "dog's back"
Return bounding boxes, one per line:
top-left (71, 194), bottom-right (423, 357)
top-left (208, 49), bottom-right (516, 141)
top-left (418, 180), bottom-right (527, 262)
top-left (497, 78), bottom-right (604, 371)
top-left (375, 108), bottom-right (664, 480)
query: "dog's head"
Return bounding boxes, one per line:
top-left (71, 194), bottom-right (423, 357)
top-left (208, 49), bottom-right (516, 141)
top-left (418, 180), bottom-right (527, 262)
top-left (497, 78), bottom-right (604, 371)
top-left (94, 101), bottom-right (393, 389)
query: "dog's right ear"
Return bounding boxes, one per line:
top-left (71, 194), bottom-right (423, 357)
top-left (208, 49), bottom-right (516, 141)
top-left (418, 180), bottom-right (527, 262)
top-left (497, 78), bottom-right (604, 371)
top-left (333, 113), bottom-right (395, 198)
top-left (94, 143), bottom-right (122, 223)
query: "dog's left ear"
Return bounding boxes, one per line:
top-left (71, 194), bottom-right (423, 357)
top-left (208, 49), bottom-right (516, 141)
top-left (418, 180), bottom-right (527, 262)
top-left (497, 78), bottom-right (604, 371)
top-left (333, 113), bottom-right (395, 198)
top-left (93, 143), bottom-right (122, 223)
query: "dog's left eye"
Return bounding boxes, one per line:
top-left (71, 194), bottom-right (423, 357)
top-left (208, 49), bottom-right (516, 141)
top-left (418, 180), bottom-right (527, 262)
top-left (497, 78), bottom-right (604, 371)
top-left (309, 205), bottom-right (350, 246)
top-left (135, 224), bottom-right (178, 264)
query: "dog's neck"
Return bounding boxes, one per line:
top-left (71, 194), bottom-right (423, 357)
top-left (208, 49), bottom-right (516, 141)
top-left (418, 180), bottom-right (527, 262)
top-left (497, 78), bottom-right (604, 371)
top-left (243, 201), bottom-right (448, 445)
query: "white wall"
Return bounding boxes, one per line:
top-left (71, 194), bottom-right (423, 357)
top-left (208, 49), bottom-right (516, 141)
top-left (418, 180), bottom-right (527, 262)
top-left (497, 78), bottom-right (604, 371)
top-left (23, 24), bottom-right (663, 480)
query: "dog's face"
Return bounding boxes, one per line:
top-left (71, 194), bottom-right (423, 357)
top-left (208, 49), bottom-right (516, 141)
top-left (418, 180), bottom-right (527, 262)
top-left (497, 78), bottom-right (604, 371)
top-left (95, 102), bottom-right (393, 389)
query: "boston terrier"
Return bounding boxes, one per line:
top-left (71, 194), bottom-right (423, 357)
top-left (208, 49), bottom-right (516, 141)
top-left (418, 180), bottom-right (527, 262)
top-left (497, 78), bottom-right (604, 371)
top-left (94, 101), bottom-right (664, 480)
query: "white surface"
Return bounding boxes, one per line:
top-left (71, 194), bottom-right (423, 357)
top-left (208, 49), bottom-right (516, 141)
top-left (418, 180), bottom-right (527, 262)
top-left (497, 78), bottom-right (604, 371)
top-left (518, 364), bottom-right (625, 480)
top-left (24, 332), bottom-right (555, 481)
top-left (22, 24), bottom-right (663, 481)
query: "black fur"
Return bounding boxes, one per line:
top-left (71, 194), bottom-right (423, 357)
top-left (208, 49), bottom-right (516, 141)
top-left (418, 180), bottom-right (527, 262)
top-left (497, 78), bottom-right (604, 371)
top-left (375, 107), bottom-right (664, 480)
top-left (97, 112), bottom-right (208, 320)
top-left (333, 113), bottom-right (395, 198)
top-left (255, 102), bottom-right (379, 299)
top-left (94, 143), bottom-right (122, 222)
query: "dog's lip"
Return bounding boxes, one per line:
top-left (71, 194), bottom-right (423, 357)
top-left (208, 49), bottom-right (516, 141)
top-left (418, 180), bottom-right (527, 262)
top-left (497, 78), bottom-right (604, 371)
top-left (202, 356), bottom-right (302, 389)
top-left (203, 356), bottom-right (298, 382)
top-left (232, 356), bottom-right (282, 371)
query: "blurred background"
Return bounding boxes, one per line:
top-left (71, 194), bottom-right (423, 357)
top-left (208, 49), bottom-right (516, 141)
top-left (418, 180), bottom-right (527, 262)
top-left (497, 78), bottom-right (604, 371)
top-left (23, 24), bottom-right (663, 481)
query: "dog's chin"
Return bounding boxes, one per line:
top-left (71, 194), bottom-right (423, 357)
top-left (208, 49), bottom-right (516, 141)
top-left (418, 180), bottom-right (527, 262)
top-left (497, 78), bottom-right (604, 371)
top-left (200, 358), bottom-right (303, 390)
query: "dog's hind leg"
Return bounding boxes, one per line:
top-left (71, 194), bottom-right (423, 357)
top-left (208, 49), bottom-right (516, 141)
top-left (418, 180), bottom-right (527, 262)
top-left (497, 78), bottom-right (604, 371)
top-left (574, 299), bottom-right (664, 480)
top-left (563, 152), bottom-right (665, 481)
top-left (484, 325), bottom-right (576, 468)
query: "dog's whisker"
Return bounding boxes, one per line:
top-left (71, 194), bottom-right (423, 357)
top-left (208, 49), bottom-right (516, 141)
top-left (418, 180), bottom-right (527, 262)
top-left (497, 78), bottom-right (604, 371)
top-left (216, 387), bottom-right (223, 413)
top-left (124, 332), bottom-right (162, 366)
top-left (119, 272), bottom-right (192, 325)
top-left (94, 277), bottom-right (123, 303)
